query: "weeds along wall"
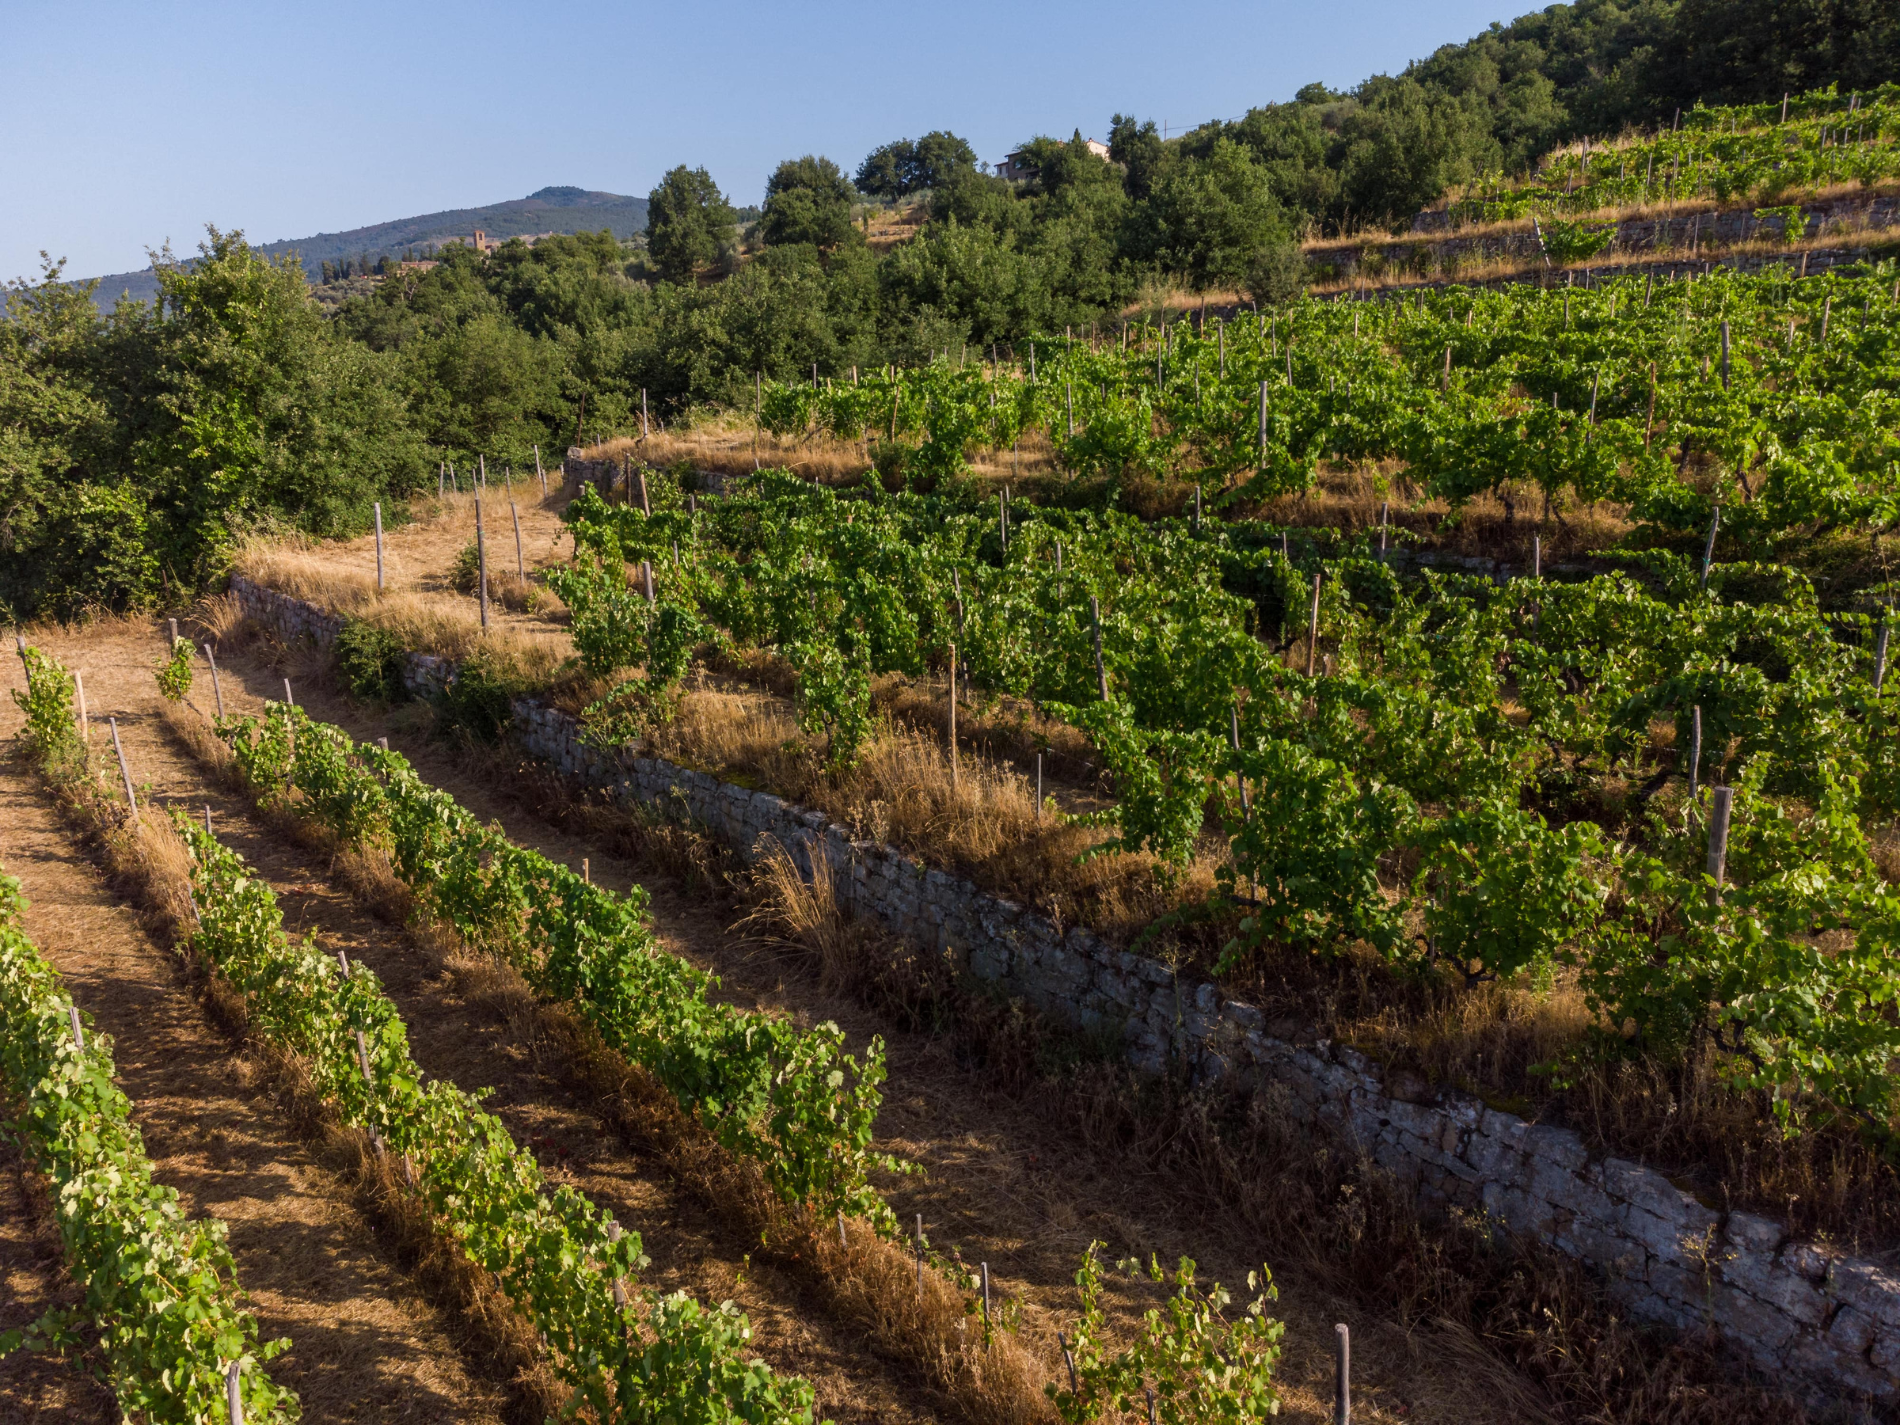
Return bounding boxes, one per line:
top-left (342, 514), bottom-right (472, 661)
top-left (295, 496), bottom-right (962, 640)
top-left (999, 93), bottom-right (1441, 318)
top-left (228, 573), bottom-right (1900, 1409)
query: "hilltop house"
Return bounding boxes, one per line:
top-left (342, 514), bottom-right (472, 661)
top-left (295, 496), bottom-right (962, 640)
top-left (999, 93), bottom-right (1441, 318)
top-left (995, 137), bottom-right (1111, 181)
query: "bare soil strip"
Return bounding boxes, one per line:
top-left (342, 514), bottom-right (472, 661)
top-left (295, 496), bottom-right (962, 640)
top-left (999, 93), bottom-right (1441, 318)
top-left (0, 758), bottom-right (511, 1422)
top-left (9, 624), bottom-right (945, 1424)
top-left (214, 638), bottom-right (1538, 1424)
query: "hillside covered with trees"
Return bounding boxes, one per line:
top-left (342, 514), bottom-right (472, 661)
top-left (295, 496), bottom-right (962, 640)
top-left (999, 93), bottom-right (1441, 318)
top-left (2, 0), bottom-right (1895, 619)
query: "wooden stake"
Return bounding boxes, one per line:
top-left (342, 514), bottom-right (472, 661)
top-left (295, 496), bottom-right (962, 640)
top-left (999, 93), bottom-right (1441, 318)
top-left (1876, 623), bottom-right (1890, 693)
top-left (69, 1004), bottom-right (84, 1050)
top-left (641, 388), bottom-right (649, 440)
top-left (475, 495), bottom-right (489, 630)
top-left (1644, 362), bottom-right (1657, 447)
top-left (634, 465), bottom-right (651, 516)
top-left (74, 670), bottom-right (88, 740)
top-left (1089, 598), bottom-right (1108, 701)
top-left (582, 857), bottom-right (590, 884)
top-left (202, 648), bottom-right (223, 718)
top-left (283, 677), bottom-right (294, 707)
top-left (1821, 295), bottom-right (1832, 342)
top-left (1193, 483), bottom-right (1202, 532)
top-left (227, 1359), bottom-right (244, 1425)
top-left (1719, 320), bottom-right (1731, 389)
top-left (980, 1263), bottom-right (990, 1326)
top-left (109, 717), bottom-right (137, 816)
top-left (1306, 573), bottom-right (1322, 677)
top-left (1335, 1323), bottom-right (1351, 1424)
top-left (169, 617), bottom-right (179, 645)
top-left (534, 444), bottom-right (545, 496)
top-left (1688, 705), bottom-right (1703, 800)
top-left (947, 644), bottom-right (959, 787)
top-left (641, 560), bottom-right (655, 605)
top-left (1379, 501), bottom-right (1389, 555)
top-left (1700, 505), bottom-right (1720, 590)
top-left (374, 502), bottom-right (385, 590)
top-left (1533, 535), bottom-right (1542, 579)
top-left (1058, 1331), bottom-right (1078, 1393)
top-left (1707, 786), bottom-right (1734, 898)
top-left (511, 502), bottom-right (524, 577)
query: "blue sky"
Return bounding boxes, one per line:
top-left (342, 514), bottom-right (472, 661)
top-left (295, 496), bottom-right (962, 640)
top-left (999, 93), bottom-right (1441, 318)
top-left (2, 0), bottom-right (1519, 282)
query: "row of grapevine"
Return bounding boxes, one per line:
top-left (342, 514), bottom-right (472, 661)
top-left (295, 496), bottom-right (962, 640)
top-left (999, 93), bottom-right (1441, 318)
top-left (211, 700), bottom-right (902, 1231)
top-left (556, 467), bottom-right (1900, 1132)
top-left (174, 809), bottom-right (817, 1422)
top-left (748, 262), bottom-right (1900, 545)
top-left (194, 662), bottom-right (1307, 1422)
top-left (0, 866), bottom-right (297, 1423)
top-left (1448, 81), bottom-right (1900, 224)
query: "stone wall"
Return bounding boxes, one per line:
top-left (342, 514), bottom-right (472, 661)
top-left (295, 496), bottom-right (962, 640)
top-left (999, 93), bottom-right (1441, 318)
top-left (228, 575), bottom-right (1900, 1413)
top-left (1310, 190), bottom-right (1900, 288)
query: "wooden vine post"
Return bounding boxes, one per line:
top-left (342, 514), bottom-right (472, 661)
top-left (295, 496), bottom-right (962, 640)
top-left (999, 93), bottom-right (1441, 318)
top-left (202, 646), bottom-right (224, 718)
top-left (1707, 786), bottom-right (1734, 902)
top-left (1688, 704), bottom-right (1703, 800)
top-left (109, 717), bottom-right (137, 817)
top-left (1306, 574), bottom-right (1323, 677)
top-left (374, 501), bottom-right (385, 591)
top-left (511, 502), bottom-right (524, 578)
top-left (475, 494), bottom-right (490, 630)
top-left (1334, 1322), bottom-right (1351, 1425)
top-left (1089, 597), bottom-right (1108, 701)
top-left (946, 642), bottom-right (959, 789)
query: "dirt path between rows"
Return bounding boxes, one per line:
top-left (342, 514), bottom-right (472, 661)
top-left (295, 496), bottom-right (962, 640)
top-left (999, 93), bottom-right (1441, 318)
top-left (0, 750), bottom-right (510, 1420)
top-left (219, 637), bottom-right (1540, 1425)
top-left (7, 623), bottom-right (945, 1424)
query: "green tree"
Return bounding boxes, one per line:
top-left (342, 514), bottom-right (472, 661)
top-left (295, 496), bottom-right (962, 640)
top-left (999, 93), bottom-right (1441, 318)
top-left (855, 131), bottom-right (980, 199)
top-left (760, 156), bottom-right (859, 250)
top-left (1126, 138), bottom-right (1291, 290)
top-left (646, 166), bottom-right (736, 282)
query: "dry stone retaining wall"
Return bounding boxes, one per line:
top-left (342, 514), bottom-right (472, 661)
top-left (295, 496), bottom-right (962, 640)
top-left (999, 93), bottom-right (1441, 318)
top-left (229, 576), bottom-right (1900, 1412)
top-left (1318, 190), bottom-right (1900, 280)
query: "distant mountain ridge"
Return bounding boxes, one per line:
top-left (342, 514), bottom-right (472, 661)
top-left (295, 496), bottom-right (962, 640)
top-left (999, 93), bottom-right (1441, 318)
top-left (81, 186), bottom-right (648, 306)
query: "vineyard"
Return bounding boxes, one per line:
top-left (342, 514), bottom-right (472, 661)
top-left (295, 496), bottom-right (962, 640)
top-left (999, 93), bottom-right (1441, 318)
top-left (16, 64), bottom-right (1900, 1422)
top-left (1444, 84), bottom-right (1900, 228)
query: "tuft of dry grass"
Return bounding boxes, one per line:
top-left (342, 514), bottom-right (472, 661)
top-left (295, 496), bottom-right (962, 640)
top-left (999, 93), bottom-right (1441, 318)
top-left (649, 683), bottom-right (1205, 944)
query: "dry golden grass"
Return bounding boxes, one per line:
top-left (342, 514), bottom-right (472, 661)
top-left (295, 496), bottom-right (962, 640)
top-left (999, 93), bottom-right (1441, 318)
top-left (650, 681), bottom-right (1205, 944)
top-left (582, 415), bottom-right (1064, 487)
top-left (232, 536), bottom-right (571, 688)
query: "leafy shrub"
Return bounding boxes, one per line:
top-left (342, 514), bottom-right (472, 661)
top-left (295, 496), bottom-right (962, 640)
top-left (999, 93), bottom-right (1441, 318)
top-left (154, 637), bottom-right (194, 702)
top-left (436, 652), bottom-right (521, 742)
top-left (1540, 218), bottom-right (1615, 264)
top-left (450, 540), bottom-right (481, 594)
top-left (1049, 1242), bottom-right (1283, 1423)
top-left (333, 618), bottom-right (408, 703)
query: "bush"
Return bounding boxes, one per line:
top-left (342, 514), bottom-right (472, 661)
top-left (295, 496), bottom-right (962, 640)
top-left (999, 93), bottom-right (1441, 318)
top-left (1245, 242), bottom-right (1310, 306)
top-left (436, 651), bottom-right (521, 742)
top-left (334, 618), bottom-right (408, 703)
top-left (155, 637), bottom-right (194, 702)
